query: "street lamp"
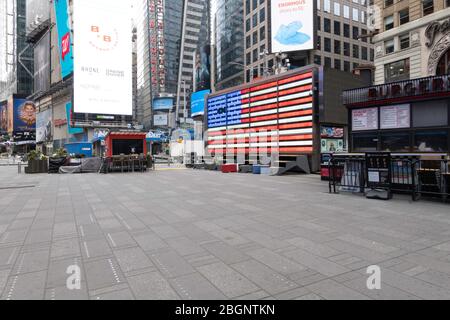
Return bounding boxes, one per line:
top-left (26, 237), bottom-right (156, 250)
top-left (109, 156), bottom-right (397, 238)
top-left (259, 49), bottom-right (271, 77)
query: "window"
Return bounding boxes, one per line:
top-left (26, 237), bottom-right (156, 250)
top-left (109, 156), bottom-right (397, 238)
top-left (414, 131), bottom-right (448, 152)
top-left (344, 61), bottom-right (350, 72)
top-left (252, 0), bottom-right (257, 10)
top-left (324, 57), bottom-right (331, 67)
top-left (246, 52), bottom-right (251, 65)
top-left (317, 0), bottom-right (321, 10)
top-left (344, 42), bottom-right (350, 56)
top-left (253, 48), bottom-right (258, 63)
top-left (343, 5), bottom-right (350, 19)
top-left (334, 21), bottom-right (341, 35)
top-left (399, 9), bottom-right (409, 25)
top-left (317, 16), bottom-right (321, 31)
top-left (385, 0), bottom-right (394, 7)
top-left (324, 0), bottom-right (331, 12)
top-left (314, 55), bottom-right (321, 65)
top-left (384, 15), bottom-right (394, 30)
top-left (324, 18), bottom-right (331, 33)
top-left (385, 39), bottom-right (394, 54)
top-left (260, 8), bottom-right (265, 23)
top-left (317, 36), bottom-right (321, 50)
top-left (422, 0), bottom-right (434, 16)
top-left (353, 133), bottom-right (378, 152)
top-left (399, 34), bottom-right (410, 50)
top-left (361, 29), bottom-right (367, 42)
top-left (361, 11), bottom-right (366, 24)
top-left (352, 8), bottom-right (359, 22)
top-left (260, 26), bottom-right (266, 41)
top-left (353, 26), bottom-right (359, 40)
top-left (362, 47), bottom-right (368, 60)
top-left (334, 40), bottom-right (341, 54)
top-left (344, 24), bottom-right (350, 37)
top-left (334, 59), bottom-right (341, 70)
top-left (246, 36), bottom-right (251, 48)
top-left (381, 132), bottom-right (410, 152)
top-left (252, 13), bottom-right (258, 27)
top-left (413, 101), bottom-right (448, 127)
top-left (334, 3), bottom-right (340, 16)
top-left (385, 59), bottom-right (410, 82)
top-left (324, 37), bottom-right (331, 52)
top-left (246, 19), bottom-right (251, 32)
top-left (437, 49), bottom-right (450, 75)
top-left (253, 32), bottom-right (258, 45)
top-left (246, 0), bottom-right (251, 15)
top-left (353, 44), bottom-right (359, 58)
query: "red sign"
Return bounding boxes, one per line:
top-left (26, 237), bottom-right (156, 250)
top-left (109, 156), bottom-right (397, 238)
top-left (61, 32), bottom-right (71, 61)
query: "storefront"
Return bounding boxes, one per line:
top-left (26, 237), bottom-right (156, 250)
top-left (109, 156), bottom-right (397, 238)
top-left (104, 132), bottom-right (147, 157)
top-left (343, 74), bottom-right (450, 154)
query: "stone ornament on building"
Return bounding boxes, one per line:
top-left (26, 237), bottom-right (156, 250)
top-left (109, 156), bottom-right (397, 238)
top-left (427, 31), bottom-right (450, 75)
top-left (410, 32), bottom-right (420, 47)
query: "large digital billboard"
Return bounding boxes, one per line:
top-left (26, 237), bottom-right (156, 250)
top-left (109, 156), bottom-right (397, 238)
top-left (54, 0), bottom-right (74, 79)
top-left (8, 98), bottom-right (36, 134)
top-left (34, 32), bottom-right (50, 93)
top-left (206, 71), bottom-right (314, 154)
top-left (153, 97), bottom-right (174, 111)
top-left (191, 90), bottom-right (210, 117)
top-left (270, 0), bottom-right (314, 53)
top-left (0, 101), bottom-right (8, 134)
top-left (73, 0), bottom-right (132, 116)
top-left (36, 108), bottom-right (52, 143)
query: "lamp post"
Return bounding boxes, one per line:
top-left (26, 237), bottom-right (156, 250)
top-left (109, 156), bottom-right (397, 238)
top-left (229, 61), bottom-right (250, 82)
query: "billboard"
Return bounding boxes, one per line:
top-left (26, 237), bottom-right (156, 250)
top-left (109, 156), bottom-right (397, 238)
top-left (206, 71), bottom-right (314, 154)
top-left (66, 102), bottom-right (84, 135)
top-left (73, 0), bottom-right (132, 115)
top-left (36, 108), bottom-right (52, 143)
top-left (153, 97), bottom-right (174, 111)
top-left (0, 101), bottom-right (8, 134)
top-left (194, 45), bottom-right (211, 92)
top-left (352, 108), bottom-right (379, 131)
top-left (26, 0), bottom-right (50, 35)
top-left (34, 32), bottom-right (51, 93)
top-left (380, 104), bottom-right (410, 129)
top-left (191, 90), bottom-right (210, 117)
top-left (154, 114), bottom-right (168, 126)
top-left (270, 0), bottom-right (314, 53)
top-left (54, 0), bottom-right (74, 79)
top-left (8, 99), bottom-right (36, 134)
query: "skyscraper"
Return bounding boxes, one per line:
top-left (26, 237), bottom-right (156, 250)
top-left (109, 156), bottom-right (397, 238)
top-left (214, 0), bottom-right (245, 91)
top-left (136, 0), bottom-right (210, 130)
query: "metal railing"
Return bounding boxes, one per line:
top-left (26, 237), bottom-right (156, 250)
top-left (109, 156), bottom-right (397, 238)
top-left (329, 154), bottom-right (450, 202)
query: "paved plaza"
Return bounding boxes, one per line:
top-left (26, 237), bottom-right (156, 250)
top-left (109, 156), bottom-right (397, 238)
top-left (1, 166), bottom-right (450, 300)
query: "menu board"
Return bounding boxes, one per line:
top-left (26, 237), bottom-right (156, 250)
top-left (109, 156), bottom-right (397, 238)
top-left (380, 104), bottom-right (410, 129)
top-left (352, 108), bottom-right (378, 131)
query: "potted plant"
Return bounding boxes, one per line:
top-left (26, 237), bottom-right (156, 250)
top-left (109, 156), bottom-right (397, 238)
top-left (25, 150), bottom-right (48, 173)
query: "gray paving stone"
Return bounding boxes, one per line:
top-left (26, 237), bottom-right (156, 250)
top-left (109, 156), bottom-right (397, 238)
top-left (82, 238), bottom-right (112, 259)
top-left (105, 231), bottom-right (137, 248)
top-left (234, 290), bottom-right (271, 300)
top-left (51, 238), bottom-right (81, 259)
top-left (287, 236), bottom-right (341, 257)
top-left (166, 236), bottom-right (205, 256)
top-left (170, 272), bottom-right (227, 300)
top-left (0, 269), bottom-right (9, 296)
top-left (202, 241), bottom-right (250, 264)
top-left (114, 246), bottom-right (153, 273)
top-left (150, 250), bottom-right (195, 278)
top-left (84, 258), bottom-right (124, 291)
top-left (305, 279), bottom-right (371, 300)
top-left (0, 246), bottom-right (19, 267)
top-left (13, 248), bottom-right (49, 274)
top-left (92, 288), bottom-right (135, 300)
top-left (283, 249), bottom-right (350, 277)
top-left (133, 232), bottom-right (167, 252)
top-left (45, 284), bottom-right (89, 300)
top-left (127, 271), bottom-right (179, 300)
top-left (246, 248), bottom-right (305, 275)
top-left (2, 270), bottom-right (47, 300)
top-left (196, 262), bottom-right (260, 298)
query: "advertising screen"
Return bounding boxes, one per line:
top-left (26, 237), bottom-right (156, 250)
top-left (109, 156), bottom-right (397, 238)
top-left (34, 32), bottom-right (50, 93)
top-left (36, 108), bottom-right (52, 143)
top-left (0, 101), bottom-right (8, 133)
top-left (191, 90), bottom-right (210, 117)
top-left (380, 104), bottom-right (410, 129)
top-left (153, 98), bottom-right (174, 111)
top-left (154, 114), bottom-right (168, 126)
top-left (194, 45), bottom-right (211, 92)
top-left (73, 0), bottom-right (132, 115)
top-left (54, 0), bottom-right (74, 79)
top-left (66, 103), bottom-right (84, 135)
top-left (270, 0), bottom-right (314, 53)
top-left (206, 71), bottom-right (314, 154)
top-left (10, 99), bottom-right (36, 133)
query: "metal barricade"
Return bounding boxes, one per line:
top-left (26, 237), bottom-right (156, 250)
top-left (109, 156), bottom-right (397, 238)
top-left (329, 154), bottom-right (366, 194)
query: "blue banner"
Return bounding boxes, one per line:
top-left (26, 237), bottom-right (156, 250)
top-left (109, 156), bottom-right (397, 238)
top-left (54, 0), bottom-right (73, 79)
top-left (153, 97), bottom-right (174, 111)
top-left (191, 90), bottom-right (210, 117)
top-left (66, 102), bottom-right (83, 135)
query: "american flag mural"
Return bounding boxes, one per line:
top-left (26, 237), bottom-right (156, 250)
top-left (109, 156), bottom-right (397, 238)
top-left (207, 71), bottom-right (314, 155)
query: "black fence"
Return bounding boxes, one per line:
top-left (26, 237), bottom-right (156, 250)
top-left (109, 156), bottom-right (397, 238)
top-left (328, 154), bottom-right (450, 202)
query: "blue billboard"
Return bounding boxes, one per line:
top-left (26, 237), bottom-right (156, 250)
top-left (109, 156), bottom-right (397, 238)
top-left (12, 99), bottom-right (36, 133)
top-left (153, 97), bottom-right (173, 111)
top-left (54, 0), bottom-right (73, 79)
top-left (66, 102), bottom-right (84, 135)
top-left (191, 90), bottom-right (210, 117)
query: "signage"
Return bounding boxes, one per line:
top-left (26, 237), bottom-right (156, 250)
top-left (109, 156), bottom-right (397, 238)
top-left (321, 139), bottom-right (344, 153)
top-left (66, 102), bottom-right (84, 134)
top-left (365, 152), bottom-right (392, 191)
top-left (34, 33), bottom-right (51, 94)
top-left (321, 126), bottom-right (344, 138)
top-left (54, 0), bottom-right (73, 79)
top-left (153, 97), bottom-right (173, 111)
top-left (380, 104), bottom-right (410, 129)
top-left (73, 0), bottom-right (132, 115)
top-left (343, 75), bottom-right (450, 106)
top-left (191, 90), bottom-right (210, 117)
top-left (10, 99), bottom-right (36, 134)
top-left (352, 108), bottom-right (378, 131)
top-left (0, 101), bottom-right (8, 133)
top-left (148, 0), bottom-right (166, 93)
top-left (154, 114), bottom-right (168, 126)
top-left (270, 0), bottom-right (314, 53)
top-left (206, 71), bottom-right (314, 154)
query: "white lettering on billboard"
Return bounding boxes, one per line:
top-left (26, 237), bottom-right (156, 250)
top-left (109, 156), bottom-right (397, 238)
top-left (380, 104), bottom-right (410, 129)
top-left (271, 0), bottom-right (314, 53)
top-left (352, 108), bottom-right (378, 131)
top-left (73, 0), bottom-right (132, 115)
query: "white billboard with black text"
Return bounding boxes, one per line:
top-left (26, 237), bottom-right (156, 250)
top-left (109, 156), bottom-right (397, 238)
top-left (270, 0), bottom-right (314, 53)
top-left (73, 0), bottom-right (132, 115)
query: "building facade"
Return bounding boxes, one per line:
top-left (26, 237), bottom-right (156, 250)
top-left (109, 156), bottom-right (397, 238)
top-left (372, 0), bottom-right (450, 84)
top-left (243, 0), bottom-right (374, 83)
top-left (214, 0), bottom-right (245, 91)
